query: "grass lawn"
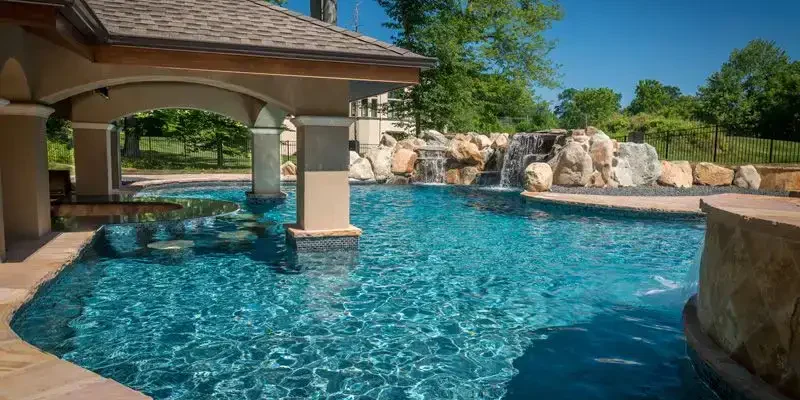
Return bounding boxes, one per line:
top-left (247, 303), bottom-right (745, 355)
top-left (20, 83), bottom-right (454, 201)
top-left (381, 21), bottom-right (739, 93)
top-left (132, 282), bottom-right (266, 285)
top-left (610, 133), bottom-right (800, 164)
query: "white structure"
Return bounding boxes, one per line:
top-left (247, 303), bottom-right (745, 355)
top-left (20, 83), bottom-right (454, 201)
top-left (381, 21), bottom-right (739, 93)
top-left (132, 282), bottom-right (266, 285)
top-left (349, 92), bottom-right (412, 148)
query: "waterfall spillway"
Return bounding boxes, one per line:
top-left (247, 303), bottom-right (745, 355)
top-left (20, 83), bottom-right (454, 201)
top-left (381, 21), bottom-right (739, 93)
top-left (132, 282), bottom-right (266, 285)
top-left (499, 133), bottom-right (560, 187)
top-left (414, 146), bottom-right (448, 184)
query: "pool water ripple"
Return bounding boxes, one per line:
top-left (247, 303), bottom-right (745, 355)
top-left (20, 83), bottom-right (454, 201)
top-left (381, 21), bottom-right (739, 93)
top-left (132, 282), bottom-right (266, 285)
top-left (13, 185), bottom-right (715, 399)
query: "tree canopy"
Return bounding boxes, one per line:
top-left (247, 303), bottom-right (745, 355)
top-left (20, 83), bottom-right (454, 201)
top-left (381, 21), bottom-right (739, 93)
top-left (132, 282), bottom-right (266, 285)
top-left (377, 0), bottom-right (562, 133)
top-left (555, 87), bottom-right (621, 129)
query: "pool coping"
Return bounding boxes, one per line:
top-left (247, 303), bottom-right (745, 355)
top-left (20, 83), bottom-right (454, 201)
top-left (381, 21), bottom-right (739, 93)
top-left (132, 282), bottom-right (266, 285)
top-left (0, 229), bottom-right (151, 399)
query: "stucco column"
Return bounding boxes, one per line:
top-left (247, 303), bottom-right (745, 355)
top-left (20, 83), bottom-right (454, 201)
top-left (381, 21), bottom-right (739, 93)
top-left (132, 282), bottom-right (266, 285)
top-left (72, 122), bottom-right (113, 196)
top-left (247, 127), bottom-right (284, 202)
top-left (0, 171), bottom-right (5, 262)
top-left (0, 104), bottom-right (53, 240)
top-left (286, 116), bottom-right (361, 251)
top-left (110, 126), bottom-right (122, 190)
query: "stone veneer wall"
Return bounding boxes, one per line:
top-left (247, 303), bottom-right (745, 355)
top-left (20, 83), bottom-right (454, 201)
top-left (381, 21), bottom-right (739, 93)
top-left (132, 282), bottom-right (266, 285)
top-left (697, 205), bottom-right (800, 398)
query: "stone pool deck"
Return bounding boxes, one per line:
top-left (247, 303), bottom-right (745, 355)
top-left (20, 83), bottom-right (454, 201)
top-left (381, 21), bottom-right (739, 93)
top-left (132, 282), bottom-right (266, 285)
top-left (0, 230), bottom-right (149, 399)
top-left (122, 173), bottom-right (295, 192)
top-left (522, 191), bottom-right (800, 215)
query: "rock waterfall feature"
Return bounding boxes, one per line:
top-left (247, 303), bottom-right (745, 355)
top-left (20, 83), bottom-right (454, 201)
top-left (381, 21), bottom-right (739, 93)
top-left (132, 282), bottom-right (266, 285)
top-left (414, 146), bottom-right (448, 184)
top-left (499, 132), bottom-right (560, 187)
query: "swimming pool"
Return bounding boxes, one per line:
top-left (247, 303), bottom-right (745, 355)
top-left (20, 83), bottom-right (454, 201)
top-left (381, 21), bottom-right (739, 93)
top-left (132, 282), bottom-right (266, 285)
top-left (13, 185), bottom-right (716, 399)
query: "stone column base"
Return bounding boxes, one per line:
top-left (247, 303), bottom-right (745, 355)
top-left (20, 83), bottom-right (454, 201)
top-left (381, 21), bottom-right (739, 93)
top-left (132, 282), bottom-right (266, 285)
top-left (285, 224), bottom-right (362, 252)
top-left (245, 191), bottom-right (286, 204)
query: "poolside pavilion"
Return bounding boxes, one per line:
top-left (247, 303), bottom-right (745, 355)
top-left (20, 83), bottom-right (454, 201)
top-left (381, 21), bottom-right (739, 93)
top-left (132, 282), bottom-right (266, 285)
top-left (0, 0), bottom-right (434, 259)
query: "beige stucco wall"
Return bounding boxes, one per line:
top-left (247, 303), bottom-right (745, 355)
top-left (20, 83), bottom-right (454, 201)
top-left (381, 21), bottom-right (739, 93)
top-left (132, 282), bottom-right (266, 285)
top-left (73, 125), bottom-right (113, 196)
top-left (0, 113), bottom-right (52, 240)
top-left (0, 171), bottom-right (5, 262)
top-left (697, 204), bottom-right (800, 398)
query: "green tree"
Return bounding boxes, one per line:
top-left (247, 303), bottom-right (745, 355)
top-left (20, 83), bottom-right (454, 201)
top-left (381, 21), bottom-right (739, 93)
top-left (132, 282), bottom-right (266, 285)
top-left (627, 79), bottom-right (681, 115)
top-left (555, 87), bottom-right (621, 129)
top-left (697, 39), bottom-right (793, 132)
top-left (377, 0), bottom-right (562, 134)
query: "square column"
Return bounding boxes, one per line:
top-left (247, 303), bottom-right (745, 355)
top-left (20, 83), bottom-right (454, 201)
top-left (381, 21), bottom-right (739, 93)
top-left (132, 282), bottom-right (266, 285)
top-left (72, 122), bottom-right (113, 197)
top-left (0, 104), bottom-right (53, 240)
top-left (247, 127), bottom-right (284, 203)
top-left (287, 116), bottom-right (361, 251)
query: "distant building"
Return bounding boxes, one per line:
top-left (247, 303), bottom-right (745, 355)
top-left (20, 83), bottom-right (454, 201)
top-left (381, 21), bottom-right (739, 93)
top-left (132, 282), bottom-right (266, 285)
top-left (349, 91), bottom-right (413, 149)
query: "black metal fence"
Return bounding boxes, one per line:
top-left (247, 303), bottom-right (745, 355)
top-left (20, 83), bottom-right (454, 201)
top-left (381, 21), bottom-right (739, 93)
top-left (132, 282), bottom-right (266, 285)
top-left (613, 125), bottom-right (800, 164)
top-left (47, 135), bottom-right (300, 170)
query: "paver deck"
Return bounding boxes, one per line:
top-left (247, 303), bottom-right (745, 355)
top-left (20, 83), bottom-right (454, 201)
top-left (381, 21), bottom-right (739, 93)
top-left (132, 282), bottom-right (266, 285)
top-left (522, 191), bottom-right (800, 215)
top-left (0, 231), bottom-right (150, 399)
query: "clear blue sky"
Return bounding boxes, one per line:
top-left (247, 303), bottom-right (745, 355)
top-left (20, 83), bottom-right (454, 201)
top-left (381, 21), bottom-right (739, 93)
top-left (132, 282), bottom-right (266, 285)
top-left (285, 0), bottom-right (800, 106)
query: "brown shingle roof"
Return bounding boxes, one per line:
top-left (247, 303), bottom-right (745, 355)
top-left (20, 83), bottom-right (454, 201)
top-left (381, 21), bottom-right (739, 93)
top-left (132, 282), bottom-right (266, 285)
top-left (82, 0), bottom-right (434, 67)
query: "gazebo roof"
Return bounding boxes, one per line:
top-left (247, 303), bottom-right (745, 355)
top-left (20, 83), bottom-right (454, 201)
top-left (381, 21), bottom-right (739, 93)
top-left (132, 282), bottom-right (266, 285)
top-left (64, 0), bottom-right (436, 68)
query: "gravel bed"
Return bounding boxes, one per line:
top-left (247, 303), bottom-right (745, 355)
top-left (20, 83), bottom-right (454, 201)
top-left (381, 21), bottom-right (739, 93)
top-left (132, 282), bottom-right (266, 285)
top-left (549, 185), bottom-right (788, 197)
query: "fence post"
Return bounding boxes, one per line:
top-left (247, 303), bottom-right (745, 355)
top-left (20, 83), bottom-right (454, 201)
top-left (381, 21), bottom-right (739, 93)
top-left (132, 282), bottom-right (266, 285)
top-left (664, 133), bottom-right (670, 160)
top-left (712, 125), bottom-right (719, 163)
top-left (769, 138), bottom-right (775, 163)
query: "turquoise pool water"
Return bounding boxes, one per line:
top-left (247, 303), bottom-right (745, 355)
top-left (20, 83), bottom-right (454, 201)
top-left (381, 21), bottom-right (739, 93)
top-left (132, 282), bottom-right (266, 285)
top-left (13, 185), bottom-right (715, 399)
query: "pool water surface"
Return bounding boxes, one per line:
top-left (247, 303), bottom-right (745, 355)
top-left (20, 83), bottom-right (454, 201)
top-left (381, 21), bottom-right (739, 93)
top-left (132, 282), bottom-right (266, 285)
top-left (13, 185), bottom-right (716, 399)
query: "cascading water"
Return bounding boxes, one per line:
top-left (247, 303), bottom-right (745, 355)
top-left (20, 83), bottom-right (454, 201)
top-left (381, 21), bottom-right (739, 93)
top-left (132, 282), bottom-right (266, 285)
top-left (414, 146), bottom-right (448, 184)
top-left (499, 132), bottom-right (560, 187)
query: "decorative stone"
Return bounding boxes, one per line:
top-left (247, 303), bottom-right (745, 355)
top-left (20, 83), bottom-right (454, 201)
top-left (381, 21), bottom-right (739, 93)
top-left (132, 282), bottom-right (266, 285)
top-left (617, 143), bottom-right (661, 186)
top-left (147, 240), bottom-right (194, 250)
top-left (445, 167), bottom-right (479, 185)
top-left (524, 163), bottom-right (552, 192)
top-left (491, 134), bottom-right (509, 151)
top-left (447, 139), bottom-right (484, 168)
top-left (733, 165), bottom-right (761, 189)
top-left (613, 158), bottom-right (635, 187)
top-left (551, 142), bottom-right (594, 186)
top-left (590, 138), bottom-right (615, 185)
top-left (396, 137), bottom-right (426, 151)
top-left (349, 157), bottom-right (375, 181)
top-left (349, 151), bottom-right (361, 166)
top-left (459, 166), bottom-right (480, 185)
top-left (694, 162), bottom-right (734, 186)
top-left (760, 168), bottom-right (800, 191)
top-left (472, 134), bottom-right (492, 150)
top-left (366, 145), bottom-right (394, 182)
top-left (391, 149), bottom-right (418, 175)
top-left (280, 161), bottom-right (297, 176)
top-left (423, 129), bottom-right (448, 145)
top-left (380, 133), bottom-right (398, 147)
top-left (658, 160), bottom-right (693, 188)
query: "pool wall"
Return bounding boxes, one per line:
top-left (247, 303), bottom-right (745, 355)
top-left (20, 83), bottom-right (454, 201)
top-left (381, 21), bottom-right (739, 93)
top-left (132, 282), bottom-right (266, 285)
top-left (690, 195), bottom-right (800, 399)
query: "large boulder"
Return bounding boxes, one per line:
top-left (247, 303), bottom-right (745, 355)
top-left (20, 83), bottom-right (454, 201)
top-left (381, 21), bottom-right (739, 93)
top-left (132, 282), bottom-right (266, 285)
top-left (391, 149), bottom-right (418, 175)
top-left (447, 138), bottom-right (484, 168)
top-left (380, 133), bottom-right (398, 147)
top-left (617, 143), bottom-right (661, 186)
top-left (491, 134), bottom-right (509, 151)
top-left (550, 142), bottom-right (594, 186)
top-left (694, 162), bottom-right (734, 186)
top-left (613, 158), bottom-right (635, 187)
top-left (445, 166), bottom-right (480, 185)
top-left (734, 165), bottom-right (761, 189)
top-left (590, 138), bottom-right (616, 186)
top-left (387, 175), bottom-right (410, 185)
top-left (349, 151), bottom-right (361, 166)
top-left (349, 157), bottom-right (375, 181)
top-left (423, 130), bottom-right (448, 145)
top-left (280, 161), bottom-right (297, 176)
top-left (472, 134), bottom-right (493, 150)
top-left (524, 163), bottom-right (553, 192)
top-left (658, 160), bottom-right (693, 188)
top-left (366, 146), bottom-right (394, 182)
top-left (396, 137), bottom-right (427, 151)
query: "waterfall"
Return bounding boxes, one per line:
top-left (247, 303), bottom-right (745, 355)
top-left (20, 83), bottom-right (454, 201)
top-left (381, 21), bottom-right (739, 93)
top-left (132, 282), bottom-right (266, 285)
top-left (680, 238), bottom-right (705, 301)
top-left (414, 146), bottom-right (448, 184)
top-left (499, 133), bottom-right (560, 187)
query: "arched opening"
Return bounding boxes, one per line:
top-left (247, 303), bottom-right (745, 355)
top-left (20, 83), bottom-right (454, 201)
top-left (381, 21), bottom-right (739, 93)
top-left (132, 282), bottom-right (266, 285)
top-left (0, 57), bottom-right (31, 101)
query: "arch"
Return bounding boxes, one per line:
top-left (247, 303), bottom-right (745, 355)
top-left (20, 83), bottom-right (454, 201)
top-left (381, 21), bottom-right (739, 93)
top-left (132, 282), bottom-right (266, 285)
top-left (70, 82), bottom-right (273, 126)
top-left (0, 58), bottom-right (31, 101)
top-left (42, 75), bottom-right (293, 113)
